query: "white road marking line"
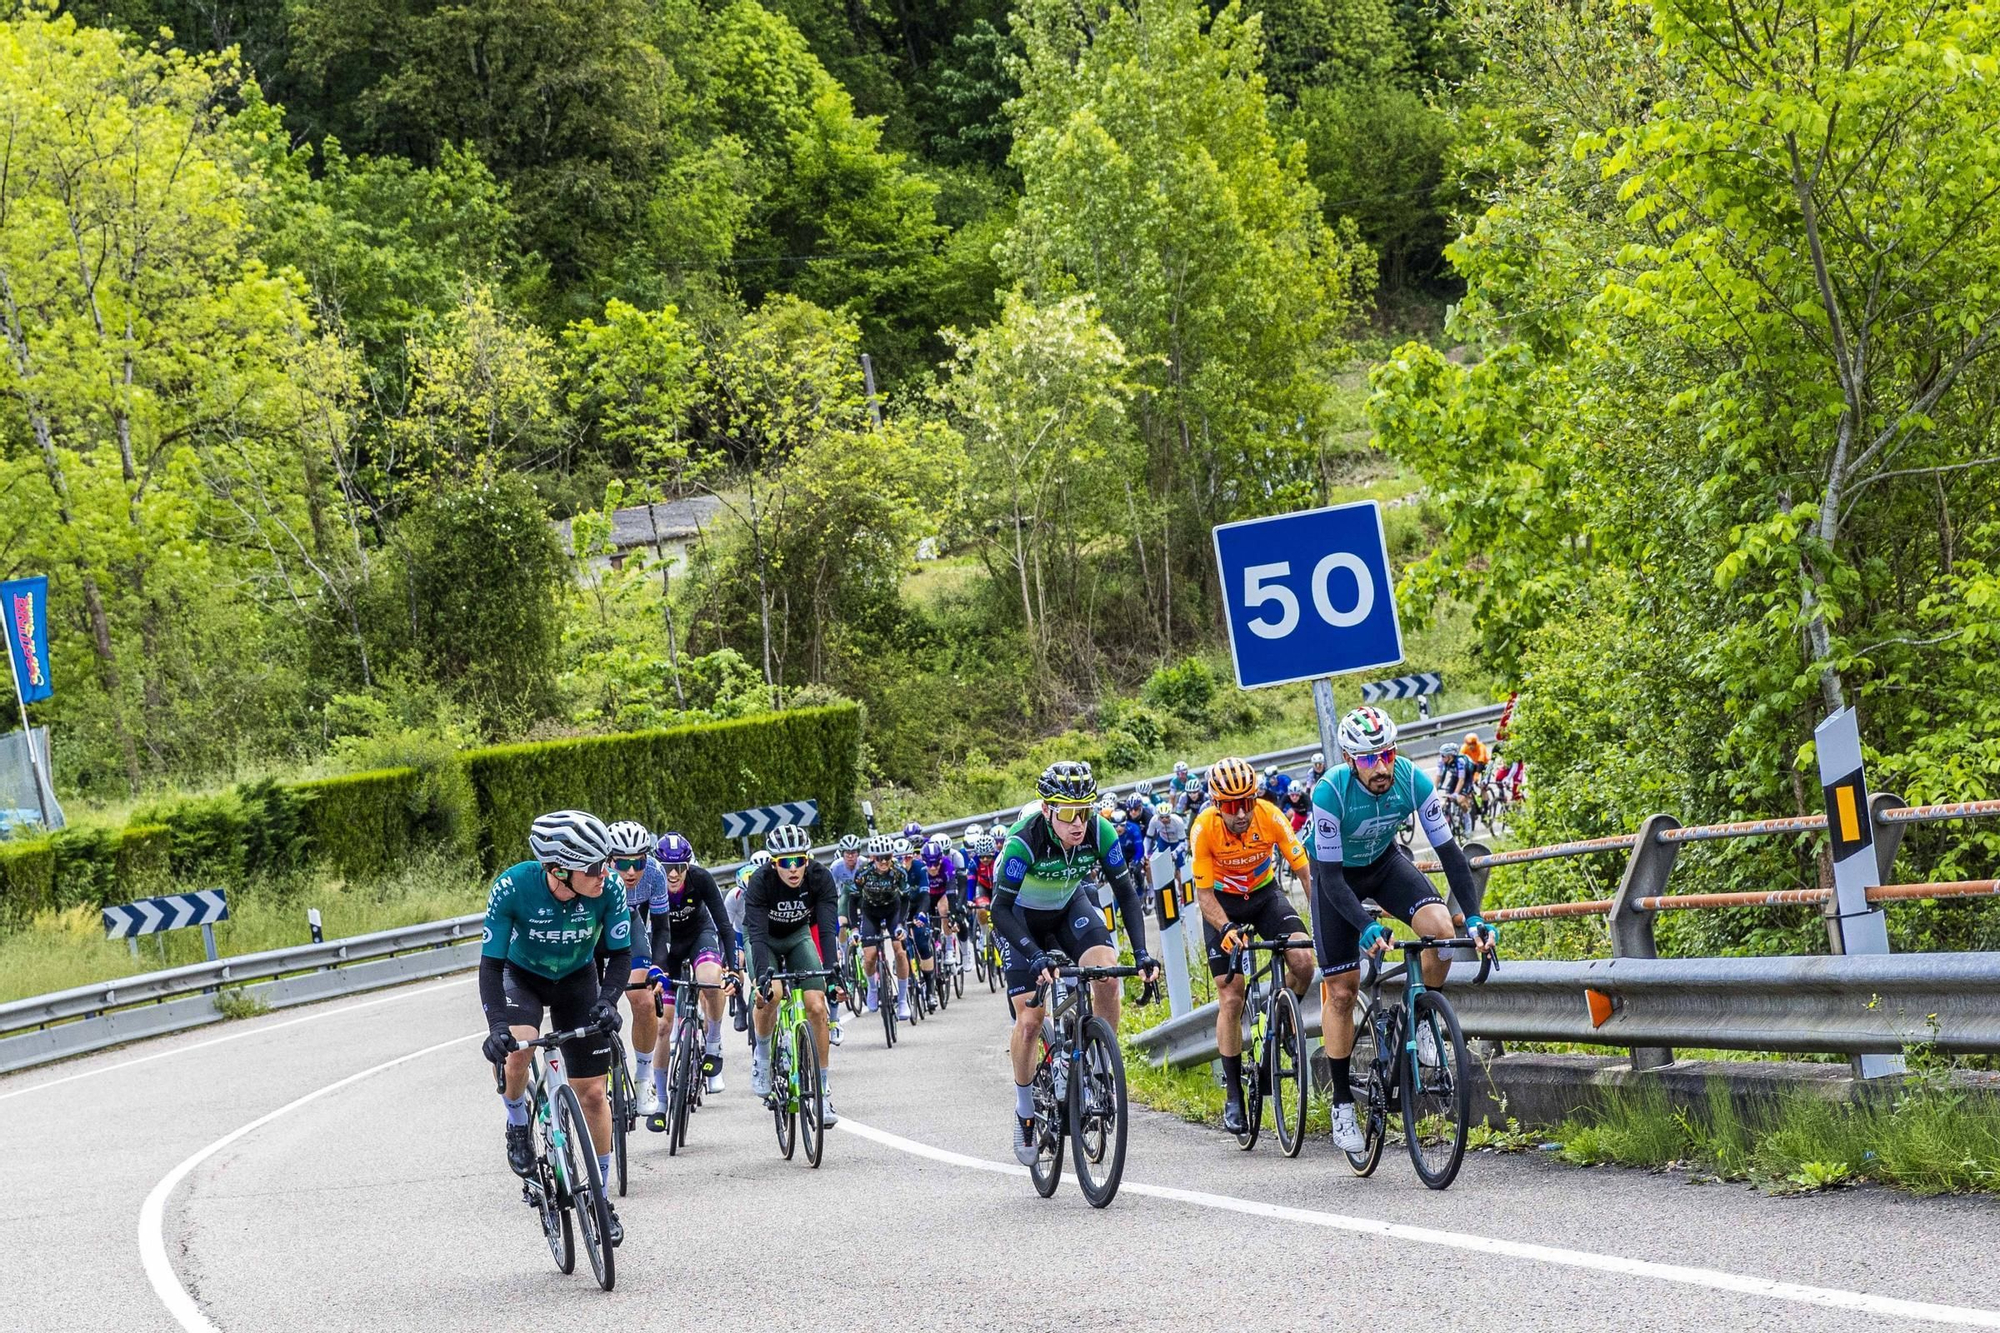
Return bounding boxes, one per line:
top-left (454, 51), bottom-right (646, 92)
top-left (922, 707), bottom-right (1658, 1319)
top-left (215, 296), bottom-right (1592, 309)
top-left (834, 1118), bottom-right (2000, 1328)
top-left (140, 1032), bottom-right (479, 1332)
top-left (0, 975), bottom-right (473, 1104)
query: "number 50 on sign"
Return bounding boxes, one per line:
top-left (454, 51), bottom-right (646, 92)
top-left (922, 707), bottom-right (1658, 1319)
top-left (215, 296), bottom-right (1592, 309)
top-left (1211, 501), bottom-right (1405, 690)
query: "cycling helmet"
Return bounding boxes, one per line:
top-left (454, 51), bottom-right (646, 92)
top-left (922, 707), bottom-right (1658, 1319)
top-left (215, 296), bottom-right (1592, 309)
top-left (837, 833), bottom-right (862, 853)
top-left (866, 833), bottom-right (896, 857)
top-left (893, 837), bottom-right (912, 855)
top-left (1440, 743), bottom-right (1458, 757)
top-left (606, 819), bottom-right (652, 857)
top-left (1264, 765), bottom-right (1278, 778)
top-left (1174, 761), bottom-right (1189, 777)
top-left (1019, 800), bottom-right (1040, 822)
top-left (1207, 757), bottom-right (1258, 800)
top-left (991, 822), bottom-right (1012, 840)
top-left (902, 821), bottom-right (924, 841)
top-left (1037, 760), bottom-right (1097, 803)
top-left (920, 840), bottom-right (942, 865)
top-left (653, 831), bottom-right (695, 865)
top-left (971, 835), bottom-right (995, 856)
top-left (734, 864), bottom-right (753, 889)
top-left (766, 824), bottom-right (811, 855)
top-left (751, 849), bottom-right (772, 867)
top-left (1311, 751), bottom-right (1325, 766)
top-left (528, 810), bottom-right (613, 870)
top-left (1466, 732), bottom-right (1482, 747)
top-left (961, 827), bottom-right (981, 846)
top-left (1338, 705), bottom-right (1398, 756)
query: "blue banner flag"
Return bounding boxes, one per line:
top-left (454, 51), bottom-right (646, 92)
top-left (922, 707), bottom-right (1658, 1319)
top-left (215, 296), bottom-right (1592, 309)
top-left (1, 576), bottom-right (51, 703)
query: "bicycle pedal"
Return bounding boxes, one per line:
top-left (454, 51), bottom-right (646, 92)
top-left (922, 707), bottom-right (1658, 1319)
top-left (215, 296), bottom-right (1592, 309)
top-left (647, 1113), bottom-right (667, 1133)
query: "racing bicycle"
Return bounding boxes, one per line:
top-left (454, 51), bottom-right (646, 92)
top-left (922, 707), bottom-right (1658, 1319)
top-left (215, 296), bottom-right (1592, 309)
top-left (491, 1026), bottom-right (618, 1290)
top-left (1022, 953), bottom-right (1155, 1208)
top-left (1225, 937), bottom-right (1310, 1156)
top-left (659, 967), bottom-right (733, 1155)
top-left (762, 968), bottom-right (837, 1167)
top-left (608, 980), bottom-right (662, 1194)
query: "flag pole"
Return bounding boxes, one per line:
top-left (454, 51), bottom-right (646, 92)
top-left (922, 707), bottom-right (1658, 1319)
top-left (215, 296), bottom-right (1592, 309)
top-left (2, 623), bottom-right (51, 830)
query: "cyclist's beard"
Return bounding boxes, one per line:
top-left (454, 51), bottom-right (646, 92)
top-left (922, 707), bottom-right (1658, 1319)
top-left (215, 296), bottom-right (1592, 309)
top-left (1361, 771), bottom-right (1395, 796)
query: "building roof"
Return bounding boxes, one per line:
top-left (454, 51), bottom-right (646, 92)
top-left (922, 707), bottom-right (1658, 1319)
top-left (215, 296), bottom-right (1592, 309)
top-left (557, 497), bottom-right (725, 552)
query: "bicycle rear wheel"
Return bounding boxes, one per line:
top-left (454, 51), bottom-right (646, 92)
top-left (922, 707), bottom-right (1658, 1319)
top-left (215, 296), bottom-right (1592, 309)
top-left (1270, 987), bottom-right (1308, 1158)
top-left (796, 1021), bottom-right (824, 1168)
top-left (1402, 990), bottom-right (1471, 1190)
top-left (986, 940), bottom-right (1000, 993)
top-left (773, 1043), bottom-right (797, 1159)
top-left (1069, 1016), bottom-right (1128, 1208)
top-left (1029, 1037), bottom-right (1064, 1198)
top-left (1346, 1001), bottom-right (1391, 1177)
top-left (553, 1082), bottom-right (616, 1291)
top-left (936, 960), bottom-right (950, 1011)
top-left (952, 944), bottom-right (965, 998)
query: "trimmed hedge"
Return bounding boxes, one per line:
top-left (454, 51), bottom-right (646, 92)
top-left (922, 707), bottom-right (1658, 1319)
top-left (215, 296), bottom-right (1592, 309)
top-left (466, 704), bottom-right (863, 869)
top-left (0, 703), bottom-right (864, 912)
top-left (0, 822), bottom-right (171, 920)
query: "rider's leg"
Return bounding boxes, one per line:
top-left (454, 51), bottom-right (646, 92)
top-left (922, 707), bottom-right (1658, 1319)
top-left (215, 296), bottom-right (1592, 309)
top-left (1079, 942), bottom-right (1122, 1031)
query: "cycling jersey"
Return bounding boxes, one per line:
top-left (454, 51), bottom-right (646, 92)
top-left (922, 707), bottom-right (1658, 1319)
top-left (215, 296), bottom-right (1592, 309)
top-left (850, 863), bottom-right (907, 908)
top-left (481, 860), bottom-right (631, 981)
top-left (742, 862), bottom-right (839, 981)
top-left (1311, 760), bottom-right (1451, 868)
top-left (992, 812), bottom-right (1149, 968)
top-left (924, 853), bottom-right (961, 896)
top-left (1189, 801), bottom-right (1308, 896)
top-left (649, 864), bottom-right (737, 971)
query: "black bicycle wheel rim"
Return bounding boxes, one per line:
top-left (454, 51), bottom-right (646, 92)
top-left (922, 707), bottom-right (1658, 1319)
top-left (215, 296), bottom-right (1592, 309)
top-left (1069, 1016), bottom-right (1128, 1208)
top-left (1346, 1001), bottom-right (1387, 1176)
top-left (539, 1155), bottom-right (575, 1273)
top-left (987, 944), bottom-right (999, 992)
top-left (952, 955), bottom-right (965, 998)
top-left (669, 1026), bottom-right (694, 1154)
top-left (774, 1040), bottom-right (796, 1158)
top-left (1271, 987), bottom-right (1307, 1158)
top-left (1402, 990), bottom-right (1470, 1189)
top-left (1029, 1047), bottom-right (1064, 1197)
top-left (797, 1022), bottom-right (824, 1168)
top-left (554, 1082), bottom-right (615, 1291)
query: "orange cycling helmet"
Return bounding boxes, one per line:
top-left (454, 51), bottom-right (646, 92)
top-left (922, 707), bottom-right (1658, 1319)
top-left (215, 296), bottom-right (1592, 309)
top-left (1207, 756), bottom-right (1258, 800)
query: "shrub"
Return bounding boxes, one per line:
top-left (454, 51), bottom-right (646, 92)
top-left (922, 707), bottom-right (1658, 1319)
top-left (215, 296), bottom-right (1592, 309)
top-left (1142, 658), bottom-right (1219, 726)
top-left (131, 790), bottom-right (251, 880)
top-left (0, 838), bottom-right (55, 918)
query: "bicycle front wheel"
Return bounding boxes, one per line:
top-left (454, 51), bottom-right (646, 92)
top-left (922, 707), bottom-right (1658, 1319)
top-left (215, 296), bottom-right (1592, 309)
top-left (773, 1043), bottom-right (797, 1159)
top-left (1270, 986), bottom-right (1308, 1158)
top-left (668, 1021), bottom-right (697, 1155)
top-left (1069, 1016), bottom-right (1129, 1208)
top-left (553, 1082), bottom-right (616, 1291)
top-left (1401, 989), bottom-right (1471, 1190)
top-left (1029, 1033), bottom-right (1064, 1198)
top-left (609, 1052), bottom-right (631, 1195)
top-left (796, 1021), bottom-right (825, 1168)
top-left (1346, 1000), bottom-right (1390, 1177)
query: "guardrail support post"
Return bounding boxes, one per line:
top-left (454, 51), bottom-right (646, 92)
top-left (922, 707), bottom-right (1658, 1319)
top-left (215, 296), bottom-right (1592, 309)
top-left (1609, 813), bottom-right (1680, 1070)
top-left (1867, 791), bottom-right (1909, 892)
top-left (1454, 842), bottom-right (1506, 1059)
top-left (1148, 851), bottom-right (1194, 1018)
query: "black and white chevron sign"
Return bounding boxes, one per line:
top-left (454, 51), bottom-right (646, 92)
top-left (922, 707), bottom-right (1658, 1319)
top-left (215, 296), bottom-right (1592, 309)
top-left (721, 800), bottom-right (821, 841)
top-left (1360, 672), bottom-right (1443, 703)
top-left (102, 889), bottom-right (229, 939)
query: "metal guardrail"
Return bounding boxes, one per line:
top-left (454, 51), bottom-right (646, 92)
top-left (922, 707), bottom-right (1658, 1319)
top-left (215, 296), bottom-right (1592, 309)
top-left (0, 915), bottom-right (484, 1074)
top-left (1129, 952), bottom-right (2000, 1068)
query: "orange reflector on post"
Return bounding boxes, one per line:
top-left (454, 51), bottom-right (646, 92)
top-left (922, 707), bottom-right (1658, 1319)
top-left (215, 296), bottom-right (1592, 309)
top-left (1585, 988), bottom-right (1616, 1029)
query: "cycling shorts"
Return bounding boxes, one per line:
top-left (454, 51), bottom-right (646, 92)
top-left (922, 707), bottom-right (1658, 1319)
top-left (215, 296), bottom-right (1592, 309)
top-left (857, 900), bottom-right (902, 946)
top-left (760, 928), bottom-right (826, 992)
top-left (1314, 850), bottom-right (1444, 978)
top-left (1202, 883), bottom-right (1309, 979)
top-left (997, 889), bottom-right (1114, 1002)
top-left (662, 927), bottom-right (723, 986)
top-left (499, 962), bottom-right (613, 1079)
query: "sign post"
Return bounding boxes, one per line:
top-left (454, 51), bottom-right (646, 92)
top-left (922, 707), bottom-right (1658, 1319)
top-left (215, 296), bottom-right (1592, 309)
top-left (1814, 708), bottom-right (1904, 1079)
top-left (722, 799), bottom-right (822, 860)
top-left (1148, 849), bottom-right (1193, 1017)
top-left (103, 890), bottom-right (229, 971)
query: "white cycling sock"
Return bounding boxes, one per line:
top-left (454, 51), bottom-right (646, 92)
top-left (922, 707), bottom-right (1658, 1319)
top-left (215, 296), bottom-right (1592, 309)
top-left (1014, 1082), bottom-right (1035, 1119)
top-left (502, 1094), bottom-right (528, 1128)
top-left (634, 1053), bottom-right (652, 1084)
top-left (705, 1018), bottom-right (723, 1050)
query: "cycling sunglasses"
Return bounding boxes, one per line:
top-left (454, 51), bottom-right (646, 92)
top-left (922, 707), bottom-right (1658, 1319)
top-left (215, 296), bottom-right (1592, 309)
top-left (612, 856), bottom-right (648, 873)
top-left (1353, 748), bottom-right (1398, 770)
top-left (1045, 801), bottom-right (1097, 821)
top-left (564, 860), bottom-right (608, 879)
top-left (774, 853), bottom-right (812, 870)
top-left (1214, 795), bottom-right (1256, 815)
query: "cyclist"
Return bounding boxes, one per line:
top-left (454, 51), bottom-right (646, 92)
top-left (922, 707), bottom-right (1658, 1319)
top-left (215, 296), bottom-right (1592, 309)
top-left (479, 810), bottom-right (631, 1244)
top-left (744, 824), bottom-right (845, 1122)
top-left (852, 833), bottom-right (913, 1019)
top-left (1145, 800), bottom-right (1189, 877)
top-left (830, 834), bottom-right (863, 895)
top-left (604, 820), bottom-right (667, 1118)
top-left (1310, 708), bottom-right (1494, 1154)
top-left (896, 836), bottom-right (939, 1009)
top-left (964, 832), bottom-right (997, 959)
top-left (920, 834), bottom-right (965, 976)
top-left (992, 761), bottom-right (1160, 1165)
top-left (648, 832), bottom-right (738, 1104)
top-left (1167, 760), bottom-right (1196, 814)
top-left (1189, 758), bottom-right (1316, 1135)
top-left (1307, 750), bottom-right (1330, 788)
top-left (1461, 731), bottom-right (1491, 776)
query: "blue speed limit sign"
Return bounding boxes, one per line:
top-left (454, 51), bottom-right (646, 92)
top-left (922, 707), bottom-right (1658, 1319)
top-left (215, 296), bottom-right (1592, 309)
top-left (1211, 501), bottom-right (1405, 689)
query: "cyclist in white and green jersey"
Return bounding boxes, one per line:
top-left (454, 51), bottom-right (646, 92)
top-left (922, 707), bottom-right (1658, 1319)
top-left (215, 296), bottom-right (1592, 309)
top-left (991, 760), bottom-right (1160, 1165)
top-left (1309, 707), bottom-right (1495, 1154)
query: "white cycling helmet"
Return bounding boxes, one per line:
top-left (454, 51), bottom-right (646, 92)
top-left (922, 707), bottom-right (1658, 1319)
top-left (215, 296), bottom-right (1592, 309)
top-left (1338, 705), bottom-right (1398, 756)
top-left (866, 833), bottom-right (897, 857)
top-left (528, 810), bottom-right (613, 871)
top-left (837, 833), bottom-right (862, 853)
top-left (892, 837), bottom-right (912, 855)
top-left (606, 819), bottom-right (652, 857)
top-left (766, 824), bottom-right (812, 855)
top-left (751, 849), bottom-right (772, 867)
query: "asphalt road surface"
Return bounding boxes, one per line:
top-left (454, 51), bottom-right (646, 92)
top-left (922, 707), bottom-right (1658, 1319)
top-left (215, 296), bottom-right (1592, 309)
top-left (8, 969), bottom-right (2000, 1332)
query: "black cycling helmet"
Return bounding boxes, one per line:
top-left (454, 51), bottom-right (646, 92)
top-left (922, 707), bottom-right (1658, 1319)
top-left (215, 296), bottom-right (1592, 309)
top-left (1036, 760), bottom-right (1097, 803)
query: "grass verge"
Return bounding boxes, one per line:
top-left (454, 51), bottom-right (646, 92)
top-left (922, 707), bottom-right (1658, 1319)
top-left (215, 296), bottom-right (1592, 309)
top-left (0, 852), bottom-right (482, 1004)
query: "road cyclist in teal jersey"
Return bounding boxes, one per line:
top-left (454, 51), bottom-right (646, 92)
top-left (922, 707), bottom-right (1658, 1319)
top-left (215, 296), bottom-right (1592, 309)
top-left (1309, 707), bottom-right (1496, 1156)
top-left (991, 760), bottom-right (1161, 1166)
top-left (480, 809), bottom-right (634, 1246)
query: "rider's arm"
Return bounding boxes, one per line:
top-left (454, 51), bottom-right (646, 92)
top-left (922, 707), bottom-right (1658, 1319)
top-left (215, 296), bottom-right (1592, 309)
top-left (989, 841), bottom-right (1041, 961)
top-left (1308, 791), bottom-right (1377, 935)
top-left (1413, 772), bottom-right (1483, 917)
top-left (478, 873), bottom-right (515, 1029)
top-left (742, 870), bottom-right (775, 979)
top-left (689, 867), bottom-right (739, 969)
top-left (648, 909), bottom-right (671, 967)
top-left (595, 879), bottom-right (632, 1004)
top-left (1188, 817), bottom-right (1229, 931)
